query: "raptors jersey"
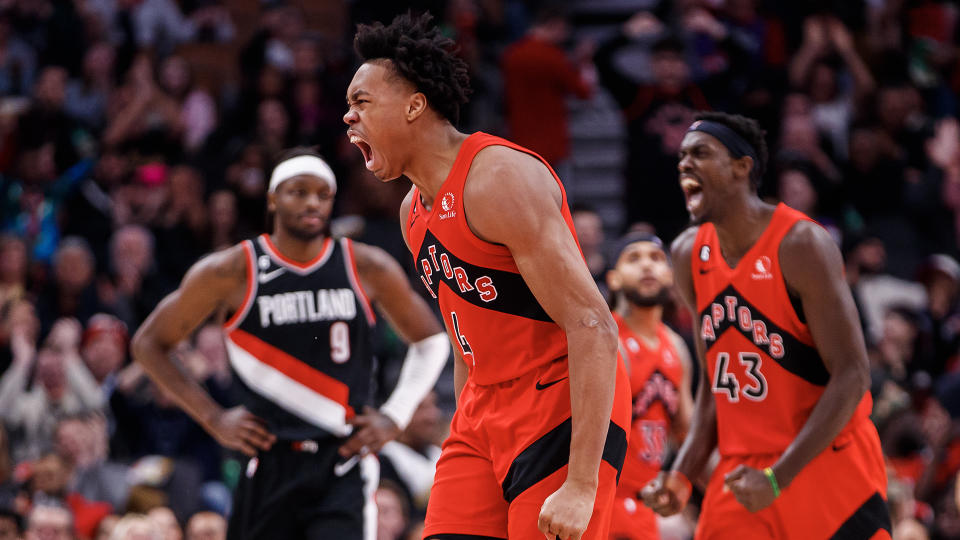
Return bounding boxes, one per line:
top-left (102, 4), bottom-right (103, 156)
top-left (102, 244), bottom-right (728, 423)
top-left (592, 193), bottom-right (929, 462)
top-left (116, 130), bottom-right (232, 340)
top-left (615, 314), bottom-right (684, 495)
top-left (692, 203), bottom-right (872, 456)
top-left (405, 132), bottom-right (576, 384)
top-left (223, 234), bottom-right (376, 440)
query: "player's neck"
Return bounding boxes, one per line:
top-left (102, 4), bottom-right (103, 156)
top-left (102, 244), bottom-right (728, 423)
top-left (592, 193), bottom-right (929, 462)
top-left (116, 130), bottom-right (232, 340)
top-left (404, 124), bottom-right (470, 208)
top-left (269, 230), bottom-right (328, 262)
top-left (619, 304), bottom-right (662, 340)
top-left (710, 197), bottom-right (774, 267)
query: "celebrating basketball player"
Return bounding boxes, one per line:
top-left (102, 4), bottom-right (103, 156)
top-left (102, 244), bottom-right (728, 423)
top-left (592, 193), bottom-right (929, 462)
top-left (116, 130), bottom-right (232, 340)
top-left (641, 112), bottom-right (890, 539)
top-left (344, 12), bottom-right (631, 540)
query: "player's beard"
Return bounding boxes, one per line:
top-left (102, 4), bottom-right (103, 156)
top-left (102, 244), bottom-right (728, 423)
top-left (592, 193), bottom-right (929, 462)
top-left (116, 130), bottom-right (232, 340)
top-left (623, 285), bottom-right (671, 307)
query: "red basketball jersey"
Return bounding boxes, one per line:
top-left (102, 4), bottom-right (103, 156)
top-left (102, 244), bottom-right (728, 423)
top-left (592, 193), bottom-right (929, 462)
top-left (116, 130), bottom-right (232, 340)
top-left (405, 132), bottom-right (578, 385)
top-left (691, 203), bottom-right (872, 456)
top-left (615, 314), bottom-right (685, 495)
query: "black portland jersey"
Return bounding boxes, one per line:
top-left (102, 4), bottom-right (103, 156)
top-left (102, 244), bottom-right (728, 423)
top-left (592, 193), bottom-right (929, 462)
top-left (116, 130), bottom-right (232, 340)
top-left (223, 234), bottom-right (376, 439)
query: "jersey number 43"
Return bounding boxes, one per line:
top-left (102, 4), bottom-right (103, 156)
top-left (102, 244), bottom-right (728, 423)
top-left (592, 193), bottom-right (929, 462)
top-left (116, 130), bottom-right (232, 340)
top-left (712, 352), bottom-right (768, 402)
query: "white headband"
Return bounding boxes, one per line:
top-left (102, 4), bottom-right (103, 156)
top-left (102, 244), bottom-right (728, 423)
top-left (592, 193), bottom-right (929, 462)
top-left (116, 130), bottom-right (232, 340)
top-left (268, 155), bottom-right (337, 193)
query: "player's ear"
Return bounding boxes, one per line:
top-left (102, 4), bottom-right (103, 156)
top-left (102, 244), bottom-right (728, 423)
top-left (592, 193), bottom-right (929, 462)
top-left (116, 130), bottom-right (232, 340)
top-left (267, 192), bottom-right (277, 213)
top-left (733, 155), bottom-right (753, 184)
top-left (406, 92), bottom-right (427, 122)
top-left (606, 269), bottom-right (621, 291)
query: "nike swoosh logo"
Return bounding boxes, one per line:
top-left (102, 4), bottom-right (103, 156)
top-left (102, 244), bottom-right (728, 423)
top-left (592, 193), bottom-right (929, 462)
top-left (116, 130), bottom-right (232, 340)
top-left (258, 268), bottom-right (286, 284)
top-left (333, 455), bottom-right (359, 477)
top-left (832, 441), bottom-right (851, 452)
top-left (535, 376), bottom-right (568, 391)
top-left (699, 268), bottom-right (714, 275)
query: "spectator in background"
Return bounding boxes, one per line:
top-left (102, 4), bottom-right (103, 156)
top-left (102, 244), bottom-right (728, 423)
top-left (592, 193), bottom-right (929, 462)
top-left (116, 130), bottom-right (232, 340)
top-left (501, 3), bottom-right (593, 169)
top-left (95, 515), bottom-right (118, 540)
top-left (80, 314), bottom-right (128, 397)
top-left (147, 506), bottom-right (181, 540)
top-left (24, 503), bottom-right (73, 540)
top-left (54, 413), bottom-right (130, 513)
top-left (108, 513), bottom-right (158, 540)
top-left (158, 56), bottom-right (217, 155)
top-left (0, 318), bottom-right (104, 462)
top-left (595, 13), bottom-right (710, 242)
top-left (0, 297), bottom-right (39, 377)
top-left (103, 53), bottom-right (183, 153)
top-left (570, 204), bottom-right (607, 286)
top-left (105, 225), bottom-right (171, 330)
top-left (376, 482), bottom-right (410, 540)
top-left (788, 14), bottom-right (875, 161)
top-left (0, 235), bottom-right (27, 310)
top-left (0, 425), bottom-right (17, 508)
top-left (0, 507), bottom-right (21, 540)
top-left (184, 512), bottom-right (225, 540)
top-left (152, 165), bottom-right (207, 282)
top-left (35, 238), bottom-right (106, 336)
top-left (65, 42), bottom-right (116, 132)
top-left (205, 191), bottom-right (238, 253)
top-left (0, 12), bottom-right (36, 97)
top-left (29, 451), bottom-right (112, 539)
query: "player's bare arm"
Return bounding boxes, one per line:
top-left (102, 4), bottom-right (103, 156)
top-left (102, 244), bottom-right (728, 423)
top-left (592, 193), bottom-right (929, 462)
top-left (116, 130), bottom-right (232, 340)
top-left (339, 242), bottom-right (449, 457)
top-left (642, 227), bottom-right (715, 516)
top-left (666, 327), bottom-right (694, 442)
top-left (722, 220), bottom-right (871, 512)
top-left (464, 145), bottom-right (618, 540)
top-left (131, 245), bottom-right (276, 457)
top-left (399, 187), bottom-right (468, 404)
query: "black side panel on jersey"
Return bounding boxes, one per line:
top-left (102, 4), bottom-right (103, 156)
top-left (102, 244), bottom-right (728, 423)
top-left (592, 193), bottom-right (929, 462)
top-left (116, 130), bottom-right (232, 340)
top-left (415, 229), bottom-right (553, 323)
top-left (699, 285), bottom-right (830, 386)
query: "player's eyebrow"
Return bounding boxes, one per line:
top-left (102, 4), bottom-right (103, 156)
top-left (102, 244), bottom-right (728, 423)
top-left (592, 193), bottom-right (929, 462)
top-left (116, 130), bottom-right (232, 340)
top-left (346, 90), bottom-right (370, 104)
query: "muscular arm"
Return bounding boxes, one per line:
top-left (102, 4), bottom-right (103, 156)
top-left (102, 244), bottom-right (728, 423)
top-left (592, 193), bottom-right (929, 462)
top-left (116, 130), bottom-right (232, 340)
top-left (667, 228), bottom-right (718, 482)
top-left (131, 245), bottom-right (274, 456)
top-left (772, 221), bottom-right (871, 488)
top-left (465, 146), bottom-right (618, 492)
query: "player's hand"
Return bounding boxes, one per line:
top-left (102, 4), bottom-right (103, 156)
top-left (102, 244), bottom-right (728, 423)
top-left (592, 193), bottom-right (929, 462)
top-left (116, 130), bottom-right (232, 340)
top-left (640, 470), bottom-right (691, 516)
top-left (537, 479), bottom-right (596, 540)
top-left (339, 406), bottom-right (401, 458)
top-left (723, 465), bottom-right (776, 512)
top-left (208, 406), bottom-right (276, 457)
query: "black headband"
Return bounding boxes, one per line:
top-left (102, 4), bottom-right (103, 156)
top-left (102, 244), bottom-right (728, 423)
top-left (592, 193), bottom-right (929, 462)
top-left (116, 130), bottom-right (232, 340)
top-left (687, 120), bottom-right (758, 162)
top-left (610, 231), bottom-right (667, 264)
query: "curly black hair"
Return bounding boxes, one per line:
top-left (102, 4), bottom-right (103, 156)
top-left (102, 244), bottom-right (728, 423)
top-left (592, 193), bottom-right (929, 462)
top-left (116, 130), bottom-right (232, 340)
top-left (353, 11), bottom-right (471, 125)
top-left (694, 111), bottom-right (768, 191)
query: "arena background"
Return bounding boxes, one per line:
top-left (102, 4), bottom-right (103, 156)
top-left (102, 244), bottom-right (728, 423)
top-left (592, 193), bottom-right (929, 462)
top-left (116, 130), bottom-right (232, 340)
top-left (0, 0), bottom-right (958, 538)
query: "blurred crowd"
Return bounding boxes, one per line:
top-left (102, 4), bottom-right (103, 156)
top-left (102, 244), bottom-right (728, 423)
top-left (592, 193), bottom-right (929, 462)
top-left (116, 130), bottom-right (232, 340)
top-left (0, 0), bottom-right (958, 539)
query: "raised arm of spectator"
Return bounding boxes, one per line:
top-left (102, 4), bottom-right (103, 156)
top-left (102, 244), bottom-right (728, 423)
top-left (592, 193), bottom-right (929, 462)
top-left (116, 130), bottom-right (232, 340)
top-left (825, 17), bottom-right (875, 99)
top-left (46, 318), bottom-right (104, 410)
top-left (0, 330), bottom-right (36, 423)
top-left (788, 16), bottom-right (829, 89)
top-left (595, 11), bottom-right (663, 110)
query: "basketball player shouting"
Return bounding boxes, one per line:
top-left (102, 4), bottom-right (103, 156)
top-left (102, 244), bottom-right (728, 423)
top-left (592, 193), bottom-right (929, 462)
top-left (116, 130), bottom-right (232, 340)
top-left (344, 12), bottom-right (631, 540)
top-left (641, 112), bottom-right (890, 539)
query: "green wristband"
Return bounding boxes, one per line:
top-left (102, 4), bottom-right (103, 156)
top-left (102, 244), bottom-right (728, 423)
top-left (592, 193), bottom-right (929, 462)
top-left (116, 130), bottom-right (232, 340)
top-left (763, 467), bottom-right (781, 498)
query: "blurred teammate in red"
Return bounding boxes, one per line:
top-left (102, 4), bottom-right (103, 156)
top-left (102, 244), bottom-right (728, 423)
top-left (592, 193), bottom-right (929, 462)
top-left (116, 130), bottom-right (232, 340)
top-left (642, 112), bottom-right (890, 539)
top-left (606, 232), bottom-right (693, 540)
top-left (344, 12), bottom-right (631, 540)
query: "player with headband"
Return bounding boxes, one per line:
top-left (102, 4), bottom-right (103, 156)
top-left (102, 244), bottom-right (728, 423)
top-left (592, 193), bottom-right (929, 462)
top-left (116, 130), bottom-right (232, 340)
top-left (132, 148), bottom-right (449, 539)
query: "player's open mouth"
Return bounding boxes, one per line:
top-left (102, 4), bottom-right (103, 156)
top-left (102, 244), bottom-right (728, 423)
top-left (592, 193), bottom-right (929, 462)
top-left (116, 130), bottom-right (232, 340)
top-left (348, 132), bottom-right (375, 170)
top-left (681, 176), bottom-right (703, 214)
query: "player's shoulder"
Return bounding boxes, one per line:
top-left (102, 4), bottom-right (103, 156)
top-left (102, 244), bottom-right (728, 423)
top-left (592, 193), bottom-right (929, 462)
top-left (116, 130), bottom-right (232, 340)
top-left (184, 241), bottom-right (248, 290)
top-left (670, 226), bottom-right (701, 268)
top-left (468, 144), bottom-right (555, 194)
top-left (399, 186), bottom-right (416, 219)
top-left (779, 219), bottom-right (840, 268)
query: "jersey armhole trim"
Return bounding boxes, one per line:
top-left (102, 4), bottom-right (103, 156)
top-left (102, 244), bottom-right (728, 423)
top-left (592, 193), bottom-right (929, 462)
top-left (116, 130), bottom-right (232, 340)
top-left (342, 238), bottom-right (377, 326)
top-left (223, 240), bottom-right (257, 332)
